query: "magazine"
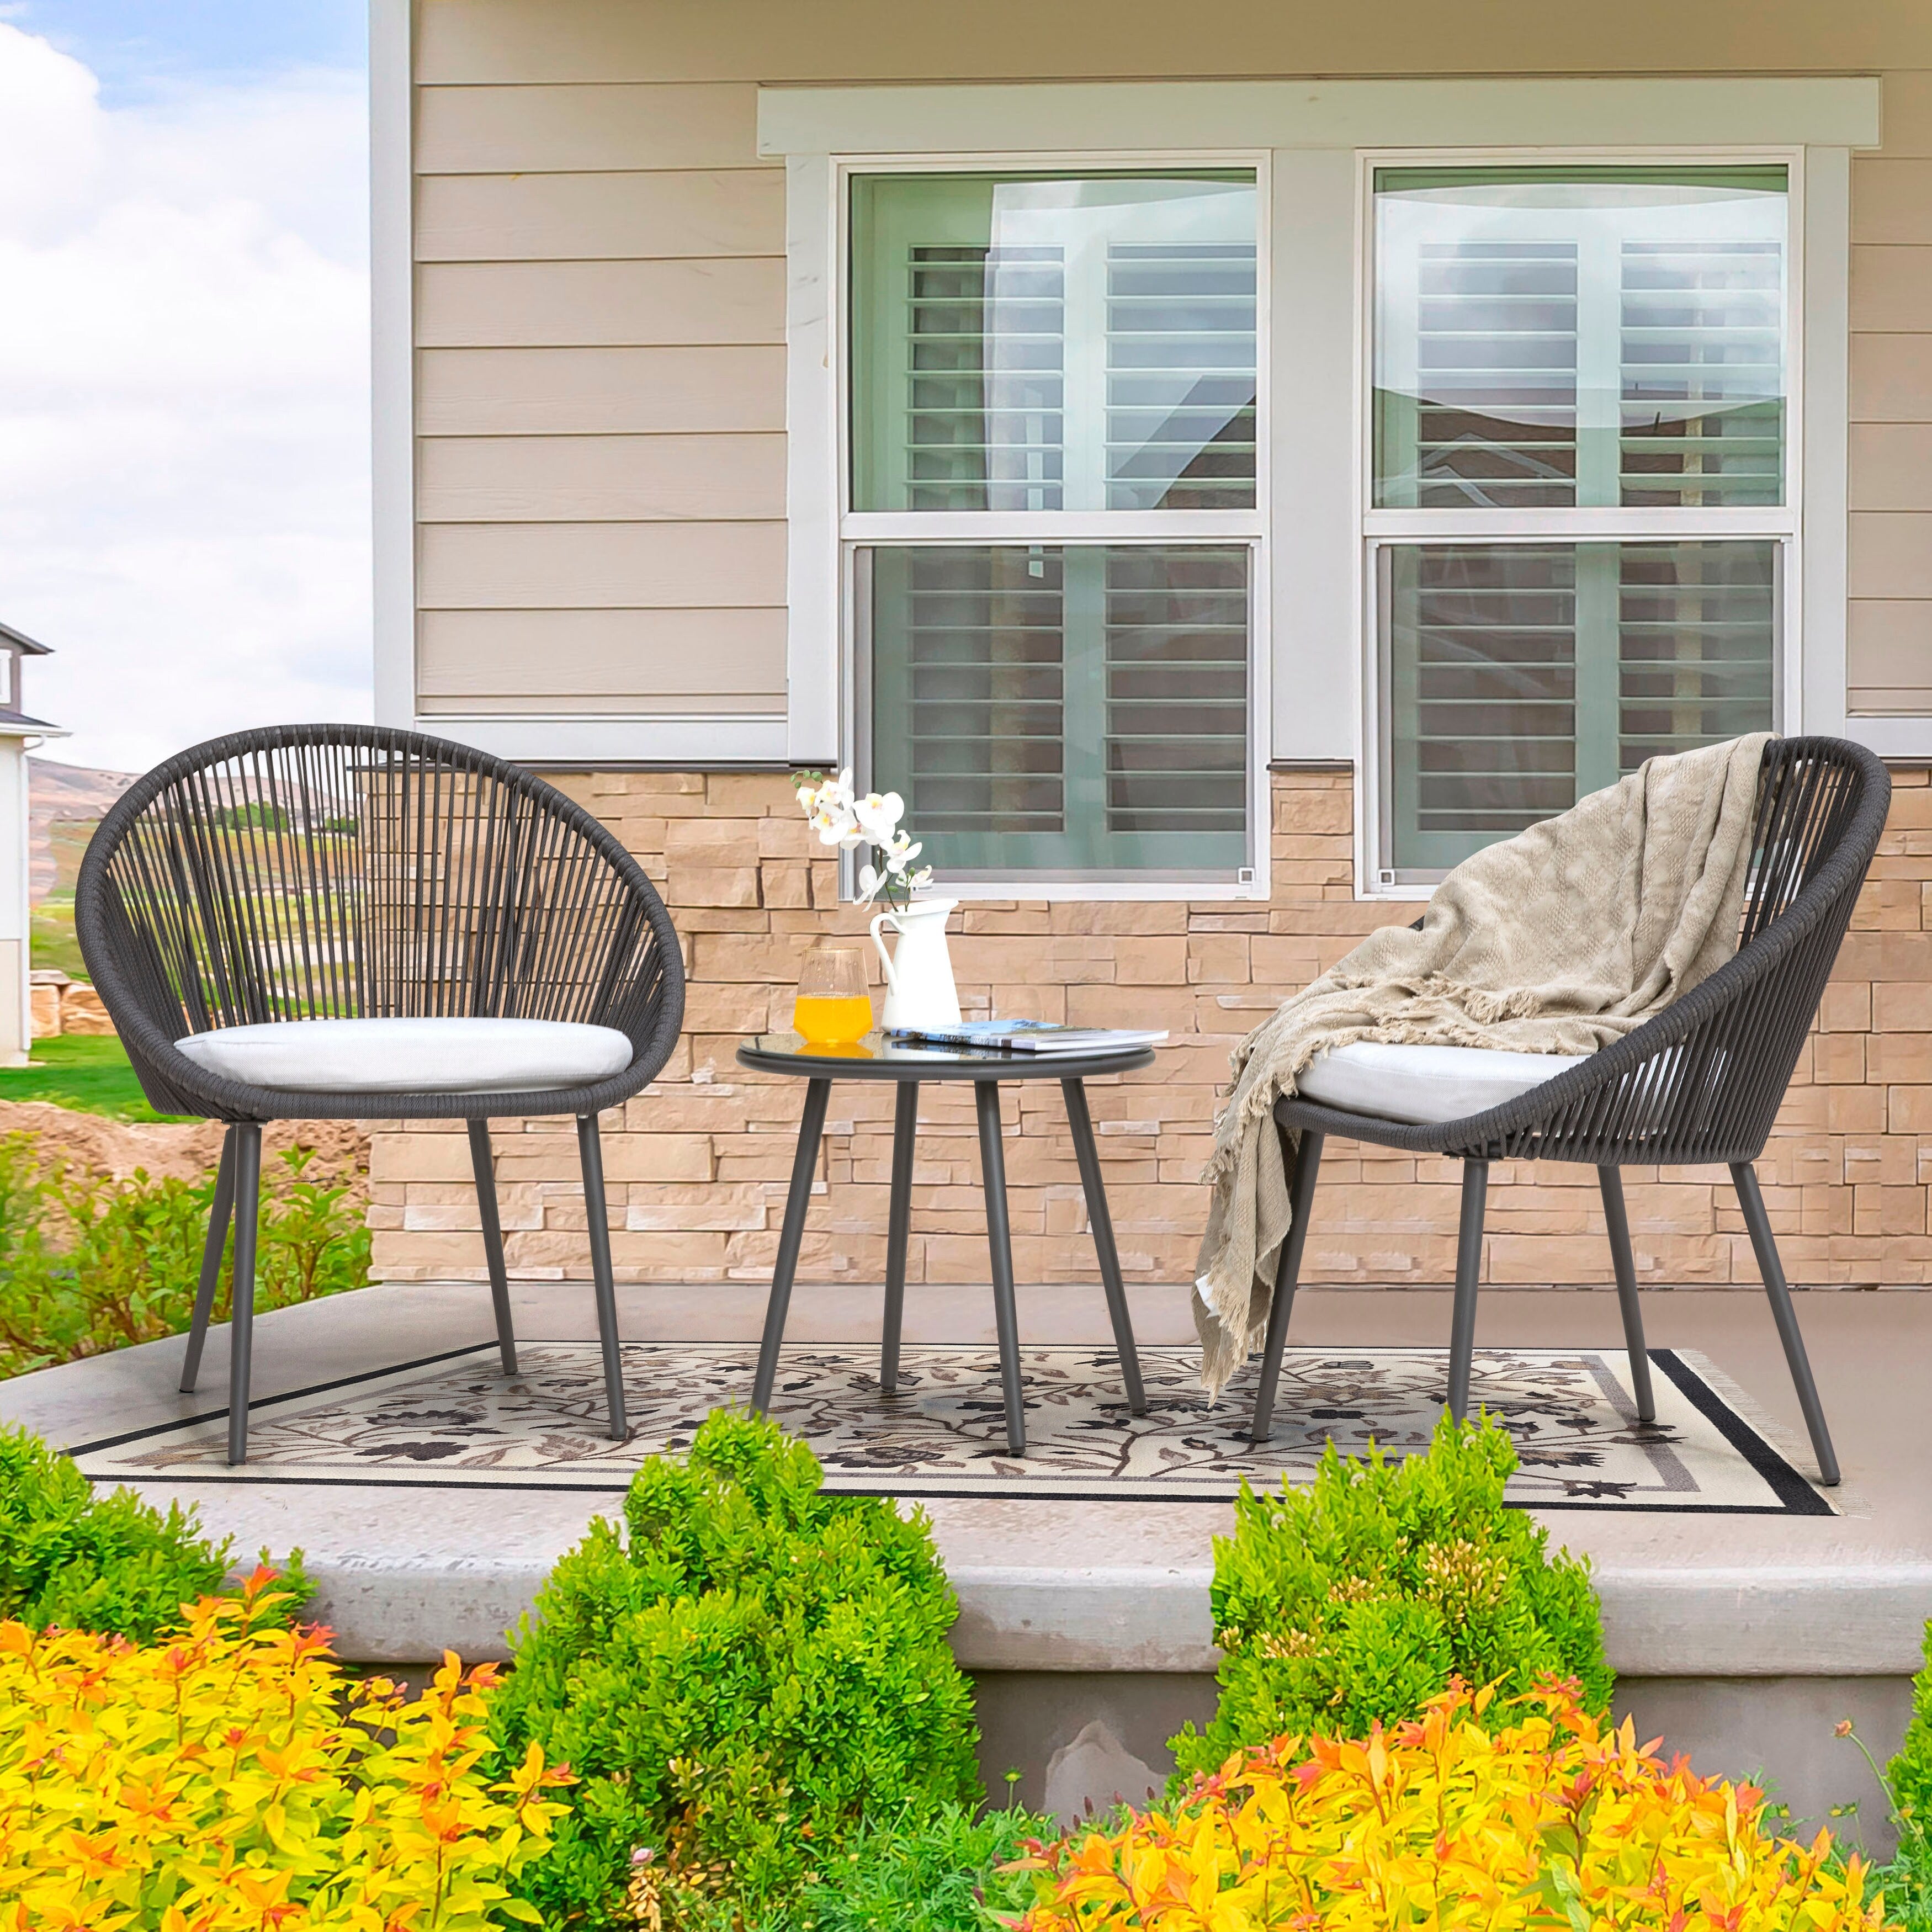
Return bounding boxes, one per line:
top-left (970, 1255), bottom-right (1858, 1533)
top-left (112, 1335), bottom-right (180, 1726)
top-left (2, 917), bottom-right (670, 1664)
top-left (886, 1018), bottom-right (1168, 1056)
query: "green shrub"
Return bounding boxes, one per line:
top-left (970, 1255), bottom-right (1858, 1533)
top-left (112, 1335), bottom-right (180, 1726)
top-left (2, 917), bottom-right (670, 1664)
top-left (1892, 1623), bottom-right (1932, 1837)
top-left (1168, 1411), bottom-right (1610, 1785)
top-left (0, 1132), bottom-right (370, 1379)
top-left (1845, 1621), bottom-right (1932, 1929)
top-left (493, 1409), bottom-right (982, 1931)
top-left (773, 1800), bottom-right (1061, 1932)
top-left (0, 1423), bottom-right (309, 1644)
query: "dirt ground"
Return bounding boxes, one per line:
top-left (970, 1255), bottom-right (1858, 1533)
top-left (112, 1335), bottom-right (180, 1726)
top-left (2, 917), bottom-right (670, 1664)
top-left (0, 1100), bottom-right (369, 1196)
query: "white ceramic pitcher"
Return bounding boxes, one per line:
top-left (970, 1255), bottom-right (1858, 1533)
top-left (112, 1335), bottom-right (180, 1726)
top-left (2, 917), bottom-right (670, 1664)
top-left (869, 896), bottom-right (963, 1032)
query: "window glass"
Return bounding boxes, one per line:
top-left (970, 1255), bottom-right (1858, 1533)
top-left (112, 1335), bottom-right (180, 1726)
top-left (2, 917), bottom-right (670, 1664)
top-left (1374, 167), bottom-right (1788, 511)
top-left (849, 170), bottom-right (1260, 888)
top-left (866, 544), bottom-right (1250, 877)
top-left (851, 174), bottom-right (1258, 513)
top-left (1381, 539), bottom-right (1777, 875)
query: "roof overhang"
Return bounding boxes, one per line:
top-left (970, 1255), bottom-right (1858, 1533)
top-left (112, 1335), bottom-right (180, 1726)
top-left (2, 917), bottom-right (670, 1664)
top-left (0, 622), bottom-right (51, 657)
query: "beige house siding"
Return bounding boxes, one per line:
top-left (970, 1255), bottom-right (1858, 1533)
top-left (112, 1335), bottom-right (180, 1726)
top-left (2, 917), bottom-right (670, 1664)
top-left (411, 7), bottom-right (1932, 726)
top-left (1851, 72), bottom-right (1932, 713)
top-left (412, 74), bottom-right (786, 719)
top-left (382, 1), bottom-right (1932, 1291)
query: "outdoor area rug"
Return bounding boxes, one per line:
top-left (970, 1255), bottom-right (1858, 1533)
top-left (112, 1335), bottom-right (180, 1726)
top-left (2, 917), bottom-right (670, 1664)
top-left (68, 1341), bottom-right (1833, 1514)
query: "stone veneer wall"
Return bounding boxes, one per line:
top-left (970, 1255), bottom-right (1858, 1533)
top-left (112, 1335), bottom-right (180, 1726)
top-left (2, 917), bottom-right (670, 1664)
top-left (367, 766), bottom-right (1932, 1290)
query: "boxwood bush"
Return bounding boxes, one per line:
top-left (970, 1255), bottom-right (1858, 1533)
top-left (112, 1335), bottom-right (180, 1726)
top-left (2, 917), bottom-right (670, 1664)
top-left (492, 1410), bottom-right (982, 1931)
top-left (0, 1423), bottom-right (307, 1644)
top-left (1169, 1410), bottom-right (1610, 1782)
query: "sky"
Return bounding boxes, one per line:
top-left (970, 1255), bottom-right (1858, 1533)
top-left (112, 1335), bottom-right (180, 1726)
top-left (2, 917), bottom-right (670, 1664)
top-left (0, 0), bottom-right (371, 773)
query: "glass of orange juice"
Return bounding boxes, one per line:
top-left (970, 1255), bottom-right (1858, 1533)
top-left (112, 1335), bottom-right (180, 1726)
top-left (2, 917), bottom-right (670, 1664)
top-left (792, 945), bottom-right (873, 1045)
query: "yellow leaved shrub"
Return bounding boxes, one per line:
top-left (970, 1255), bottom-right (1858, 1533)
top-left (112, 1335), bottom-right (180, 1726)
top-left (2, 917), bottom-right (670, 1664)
top-left (0, 1568), bottom-right (569, 1930)
top-left (1013, 1681), bottom-right (1892, 1932)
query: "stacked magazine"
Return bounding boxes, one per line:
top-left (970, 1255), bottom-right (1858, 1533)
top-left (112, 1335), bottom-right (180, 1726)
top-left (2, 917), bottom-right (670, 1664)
top-left (886, 1018), bottom-right (1167, 1056)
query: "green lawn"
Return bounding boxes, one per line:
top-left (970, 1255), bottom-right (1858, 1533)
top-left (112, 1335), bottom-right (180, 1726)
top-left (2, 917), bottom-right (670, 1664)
top-left (0, 1036), bottom-right (190, 1123)
top-left (29, 894), bottom-right (88, 982)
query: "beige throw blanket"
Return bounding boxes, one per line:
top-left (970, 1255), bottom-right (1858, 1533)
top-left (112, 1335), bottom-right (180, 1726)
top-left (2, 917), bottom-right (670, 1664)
top-left (1193, 733), bottom-right (1773, 1397)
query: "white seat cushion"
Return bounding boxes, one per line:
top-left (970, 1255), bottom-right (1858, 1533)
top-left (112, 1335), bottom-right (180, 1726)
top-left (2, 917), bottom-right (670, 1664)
top-left (1296, 1039), bottom-right (1589, 1127)
top-left (174, 1017), bottom-right (634, 1096)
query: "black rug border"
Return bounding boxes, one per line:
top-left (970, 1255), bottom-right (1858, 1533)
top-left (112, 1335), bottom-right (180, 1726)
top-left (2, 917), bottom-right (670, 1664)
top-left (62, 1340), bottom-right (1833, 1515)
top-left (1646, 1346), bottom-right (1833, 1516)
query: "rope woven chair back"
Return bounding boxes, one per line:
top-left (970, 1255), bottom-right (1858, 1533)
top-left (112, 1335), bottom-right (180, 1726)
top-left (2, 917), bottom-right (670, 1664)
top-left (1456, 735), bottom-right (1890, 1168)
top-left (77, 725), bottom-right (682, 1116)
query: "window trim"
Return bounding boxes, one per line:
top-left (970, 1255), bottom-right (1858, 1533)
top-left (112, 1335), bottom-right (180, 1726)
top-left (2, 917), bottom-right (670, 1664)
top-left (1354, 143), bottom-right (1812, 899)
top-left (825, 149), bottom-right (1275, 902)
top-left (762, 81), bottom-right (1878, 898)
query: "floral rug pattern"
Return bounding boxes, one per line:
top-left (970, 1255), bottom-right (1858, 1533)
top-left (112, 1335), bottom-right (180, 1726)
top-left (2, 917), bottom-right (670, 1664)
top-left (70, 1341), bottom-right (1831, 1514)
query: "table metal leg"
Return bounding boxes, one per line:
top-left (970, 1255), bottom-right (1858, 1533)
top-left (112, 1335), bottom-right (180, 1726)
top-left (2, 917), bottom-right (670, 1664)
top-left (1062, 1078), bottom-right (1145, 1415)
top-left (882, 1080), bottom-right (918, 1393)
top-left (974, 1080), bottom-right (1026, 1456)
top-left (753, 1076), bottom-right (831, 1415)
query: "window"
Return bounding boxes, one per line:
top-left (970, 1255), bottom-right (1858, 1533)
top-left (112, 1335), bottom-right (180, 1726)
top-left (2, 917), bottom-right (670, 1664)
top-left (1368, 166), bottom-right (1790, 885)
top-left (848, 171), bottom-right (1262, 887)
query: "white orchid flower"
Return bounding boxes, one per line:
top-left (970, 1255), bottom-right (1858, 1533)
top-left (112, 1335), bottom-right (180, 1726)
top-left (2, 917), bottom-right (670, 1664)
top-left (884, 837), bottom-right (921, 877)
top-left (852, 790), bottom-right (904, 845)
top-left (856, 861), bottom-right (886, 905)
top-left (908, 866), bottom-right (933, 892)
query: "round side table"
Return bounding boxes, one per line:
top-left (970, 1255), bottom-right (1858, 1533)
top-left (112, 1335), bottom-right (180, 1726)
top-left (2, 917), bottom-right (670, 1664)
top-left (735, 1031), bottom-right (1156, 1455)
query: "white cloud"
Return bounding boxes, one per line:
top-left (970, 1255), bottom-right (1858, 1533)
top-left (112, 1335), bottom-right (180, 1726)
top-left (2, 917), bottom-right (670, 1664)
top-left (0, 23), bottom-right (369, 772)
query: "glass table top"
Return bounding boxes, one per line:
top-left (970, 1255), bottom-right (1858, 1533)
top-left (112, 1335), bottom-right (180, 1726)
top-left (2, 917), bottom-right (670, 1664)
top-left (736, 1032), bottom-right (1158, 1080)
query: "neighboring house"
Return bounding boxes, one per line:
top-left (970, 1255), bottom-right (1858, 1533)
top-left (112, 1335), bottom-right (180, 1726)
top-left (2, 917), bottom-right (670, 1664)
top-left (367, 2), bottom-right (1932, 1292)
top-left (0, 623), bottom-right (60, 1069)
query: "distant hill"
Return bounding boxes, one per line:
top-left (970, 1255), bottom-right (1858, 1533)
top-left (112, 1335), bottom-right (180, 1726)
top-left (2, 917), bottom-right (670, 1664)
top-left (28, 758), bottom-right (139, 904)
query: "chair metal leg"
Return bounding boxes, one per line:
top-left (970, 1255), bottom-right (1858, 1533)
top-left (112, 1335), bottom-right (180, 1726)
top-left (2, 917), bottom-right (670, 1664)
top-left (974, 1080), bottom-right (1026, 1457)
top-left (225, 1126), bottom-right (262, 1466)
top-left (1250, 1127), bottom-right (1324, 1444)
top-left (576, 1114), bottom-right (628, 1442)
top-left (1063, 1077), bottom-right (1146, 1416)
top-left (1732, 1160), bottom-right (1840, 1486)
top-left (1447, 1159), bottom-right (1488, 1423)
top-left (753, 1077), bottom-right (831, 1415)
top-left (1597, 1167), bottom-right (1656, 1424)
top-left (881, 1081), bottom-right (918, 1393)
top-left (181, 1127), bottom-right (236, 1394)
top-left (469, 1119), bottom-right (519, 1376)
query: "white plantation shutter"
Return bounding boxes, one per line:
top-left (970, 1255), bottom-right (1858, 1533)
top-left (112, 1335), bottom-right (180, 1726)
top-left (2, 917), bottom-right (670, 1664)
top-left (1616, 542), bottom-right (1778, 765)
top-left (1620, 239), bottom-right (1784, 507)
top-left (1386, 543), bottom-right (1580, 867)
top-left (1106, 242), bottom-right (1257, 511)
top-left (874, 546), bottom-right (1066, 842)
top-left (1105, 546), bottom-right (1249, 834)
top-left (869, 543), bottom-right (1252, 870)
top-left (904, 246), bottom-right (1065, 512)
top-left (852, 173), bottom-right (1259, 881)
top-left (1394, 242), bottom-right (1580, 509)
top-left (1373, 167), bottom-right (1787, 882)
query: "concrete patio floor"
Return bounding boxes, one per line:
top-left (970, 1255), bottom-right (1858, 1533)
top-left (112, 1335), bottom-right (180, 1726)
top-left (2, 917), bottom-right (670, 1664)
top-left (6, 1276), bottom-right (1929, 1837)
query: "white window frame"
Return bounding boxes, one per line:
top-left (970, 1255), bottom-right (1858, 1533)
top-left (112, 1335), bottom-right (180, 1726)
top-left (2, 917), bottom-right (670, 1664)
top-left (758, 78), bottom-right (1880, 903)
top-left (825, 151), bottom-right (1274, 903)
top-left (1358, 144), bottom-right (1806, 896)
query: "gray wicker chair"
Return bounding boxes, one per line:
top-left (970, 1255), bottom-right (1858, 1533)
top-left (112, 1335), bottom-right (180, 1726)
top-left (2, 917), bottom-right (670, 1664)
top-left (76, 724), bottom-right (685, 1463)
top-left (1251, 736), bottom-right (1891, 1487)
